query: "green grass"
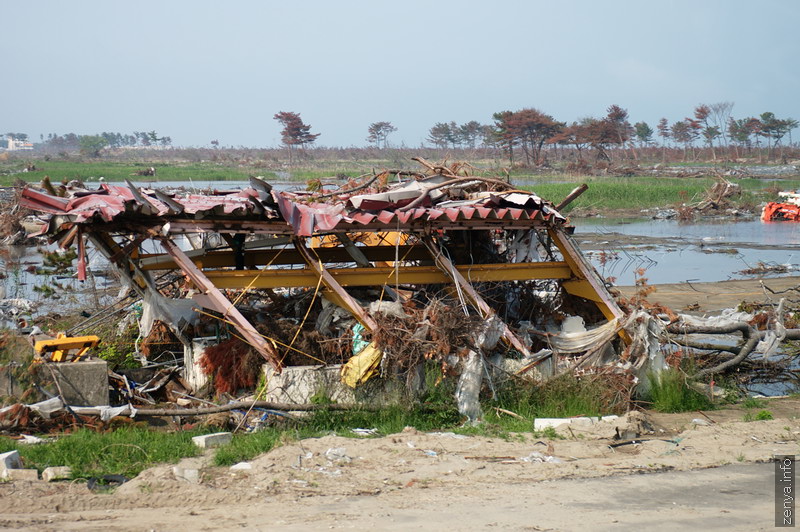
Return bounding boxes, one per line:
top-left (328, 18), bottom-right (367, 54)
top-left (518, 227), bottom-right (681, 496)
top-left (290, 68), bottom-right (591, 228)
top-left (0, 374), bottom-right (623, 475)
top-left (644, 369), bottom-right (714, 413)
top-left (0, 160), bottom-right (266, 185)
top-left (743, 409), bottom-right (774, 422)
top-left (0, 426), bottom-right (206, 478)
top-left (521, 177), bottom-right (726, 211)
top-left (742, 396), bottom-right (767, 409)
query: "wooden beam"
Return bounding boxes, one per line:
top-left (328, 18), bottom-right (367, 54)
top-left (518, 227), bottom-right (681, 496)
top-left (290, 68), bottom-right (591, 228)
top-left (158, 237), bottom-right (283, 371)
top-left (294, 238), bottom-right (378, 331)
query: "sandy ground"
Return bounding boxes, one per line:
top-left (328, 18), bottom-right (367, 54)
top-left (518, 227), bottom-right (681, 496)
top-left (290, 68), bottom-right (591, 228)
top-left (617, 275), bottom-right (800, 313)
top-left (1, 400), bottom-right (798, 531)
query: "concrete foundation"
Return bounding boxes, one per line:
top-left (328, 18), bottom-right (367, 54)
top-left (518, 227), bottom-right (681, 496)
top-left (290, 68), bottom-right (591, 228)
top-left (35, 359), bottom-right (109, 406)
top-left (263, 364), bottom-right (423, 406)
top-left (0, 364), bottom-right (23, 398)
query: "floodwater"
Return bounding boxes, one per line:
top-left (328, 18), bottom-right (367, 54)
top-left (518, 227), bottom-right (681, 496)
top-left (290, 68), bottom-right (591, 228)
top-left (573, 217), bottom-right (800, 285)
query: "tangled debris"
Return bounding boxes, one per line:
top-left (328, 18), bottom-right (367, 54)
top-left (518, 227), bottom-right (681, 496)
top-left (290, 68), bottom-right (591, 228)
top-left (2, 158), bottom-right (798, 433)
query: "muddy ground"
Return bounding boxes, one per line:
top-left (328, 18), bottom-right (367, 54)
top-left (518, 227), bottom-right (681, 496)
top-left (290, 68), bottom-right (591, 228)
top-left (1, 400), bottom-right (797, 531)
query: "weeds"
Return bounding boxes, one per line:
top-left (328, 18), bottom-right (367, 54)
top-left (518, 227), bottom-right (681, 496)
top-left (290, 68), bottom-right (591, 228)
top-left (743, 410), bottom-right (774, 422)
top-left (0, 427), bottom-right (206, 478)
top-left (742, 396), bottom-right (767, 409)
top-left (644, 369), bottom-right (713, 413)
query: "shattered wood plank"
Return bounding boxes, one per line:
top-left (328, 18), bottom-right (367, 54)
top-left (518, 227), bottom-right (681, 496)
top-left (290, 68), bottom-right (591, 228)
top-left (157, 236), bottom-right (283, 371)
top-left (294, 237), bottom-right (378, 331)
top-left (422, 237), bottom-right (531, 357)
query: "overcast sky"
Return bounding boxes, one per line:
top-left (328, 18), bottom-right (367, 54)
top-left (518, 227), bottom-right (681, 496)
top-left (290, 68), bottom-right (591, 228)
top-left (4, 0), bottom-right (798, 148)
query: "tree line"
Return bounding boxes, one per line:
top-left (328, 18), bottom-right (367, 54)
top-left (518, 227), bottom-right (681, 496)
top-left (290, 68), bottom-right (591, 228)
top-left (272, 102), bottom-right (797, 164)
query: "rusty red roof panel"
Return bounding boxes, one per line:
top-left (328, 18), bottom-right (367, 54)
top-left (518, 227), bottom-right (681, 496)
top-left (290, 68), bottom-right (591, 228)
top-left (22, 182), bottom-right (567, 237)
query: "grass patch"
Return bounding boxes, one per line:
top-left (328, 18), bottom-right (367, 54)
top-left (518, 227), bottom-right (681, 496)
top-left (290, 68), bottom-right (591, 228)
top-left (644, 369), bottom-right (714, 413)
top-left (743, 409), bottom-right (774, 422)
top-left (0, 372), bottom-right (631, 476)
top-left (0, 160), bottom-right (265, 185)
top-left (742, 396), bottom-right (767, 409)
top-left (478, 374), bottom-right (627, 433)
top-left (0, 426), bottom-right (206, 478)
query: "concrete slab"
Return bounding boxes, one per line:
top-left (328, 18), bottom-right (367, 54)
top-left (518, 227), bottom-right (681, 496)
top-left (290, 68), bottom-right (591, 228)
top-left (0, 450), bottom-right (23, 471)
top-left (35, 359), bottom-right (109, 406)
top-left (192, 432), bottom-right (232, 449)
top-left (42, 466), bottom-right (72, 482)
top-left (263, 364), bottom-right (421, 406)
top-left (1, 468), bottom-right (39, 481)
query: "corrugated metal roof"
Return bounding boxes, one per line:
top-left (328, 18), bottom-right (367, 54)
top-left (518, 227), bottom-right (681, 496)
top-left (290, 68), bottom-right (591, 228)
top-left (21, 181), bottom-right (568, 236)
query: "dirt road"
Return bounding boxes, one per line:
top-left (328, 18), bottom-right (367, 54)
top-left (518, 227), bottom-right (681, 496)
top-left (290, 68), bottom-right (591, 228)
top-left (1, 401), bottom-right (797, 531)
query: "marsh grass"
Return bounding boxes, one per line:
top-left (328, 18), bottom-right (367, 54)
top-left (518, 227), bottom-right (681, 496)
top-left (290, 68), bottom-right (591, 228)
top-left (0, 160), bottom-right (262, 185)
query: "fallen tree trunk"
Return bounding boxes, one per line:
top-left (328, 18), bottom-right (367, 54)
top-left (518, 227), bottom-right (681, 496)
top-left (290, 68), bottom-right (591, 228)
top-left (666, 322), bottom-right (800, 378)
top-left (133, 400), bottom-right (387, 417)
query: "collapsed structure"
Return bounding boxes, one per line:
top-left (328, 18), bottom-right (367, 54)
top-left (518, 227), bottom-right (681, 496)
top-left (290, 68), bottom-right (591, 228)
top-left (20, 160), bottom-right (631, 414)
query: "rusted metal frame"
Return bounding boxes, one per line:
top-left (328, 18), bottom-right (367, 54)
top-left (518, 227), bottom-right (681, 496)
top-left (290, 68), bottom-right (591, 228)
top-left (547, 227), bottom-right (629, 342)
top-left (294, 237), bottom-right (377, 331)
top-left (422, 237), bottom-right (532, 357)
top-left (201, 262), bottom-right (573, 289)
top-left (137, 245), bottom-right (430, 271)
top-left (157, 236), bottom-right (283, 371)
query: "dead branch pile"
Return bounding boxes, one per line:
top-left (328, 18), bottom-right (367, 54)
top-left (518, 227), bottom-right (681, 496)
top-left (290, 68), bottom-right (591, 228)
top-left (370, 299), bottom-right (484, 375)
top-left (199, 338), bottom-right (262, 395)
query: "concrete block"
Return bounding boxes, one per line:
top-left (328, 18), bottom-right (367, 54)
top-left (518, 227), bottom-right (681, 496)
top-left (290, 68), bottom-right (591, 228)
top-left (192, 432), bottom-right (232, 449)
top-left (230, 462), bottom-right (252, 471)
top-left (173, 466), bottom-right (200, 483)
top-left (264, 364), bottom-right (355, 405)
top-left (183, 337), bottom-right (214, 393)
top-left (35, 359), bottom-right (109, 406)
top-left (0, 364), bottom-right (23, 398)
top-left (42, 466), bottom-right (72, 482)
top-left (534, 418), bottom-right (573, 430)
top-left (2, 468), bottom-right (39, 481)
top-left (0, 450), bottom-right (23, 471)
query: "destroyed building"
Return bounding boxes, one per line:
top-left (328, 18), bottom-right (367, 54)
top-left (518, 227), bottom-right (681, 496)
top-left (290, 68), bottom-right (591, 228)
top-left (19, 161), bottom-right (630, 415)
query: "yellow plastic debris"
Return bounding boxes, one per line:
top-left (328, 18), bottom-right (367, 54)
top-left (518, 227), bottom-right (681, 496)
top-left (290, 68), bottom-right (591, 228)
top-left (33, 333), bottom-right (101, 363)
top-left (340, 342), bottom-right (383, 388)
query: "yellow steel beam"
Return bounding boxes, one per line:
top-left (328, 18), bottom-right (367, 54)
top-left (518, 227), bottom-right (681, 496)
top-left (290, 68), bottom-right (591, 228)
top-left (562, 279), bottom-right (604, 303)
top-left (201, 261), bottom-right (572, 289)
top-left (138, 245), bottom-right (432, 271)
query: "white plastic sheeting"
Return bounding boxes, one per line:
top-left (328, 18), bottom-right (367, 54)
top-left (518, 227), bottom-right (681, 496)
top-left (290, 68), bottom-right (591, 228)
top-left (138, 291), bottom-right (198, 339)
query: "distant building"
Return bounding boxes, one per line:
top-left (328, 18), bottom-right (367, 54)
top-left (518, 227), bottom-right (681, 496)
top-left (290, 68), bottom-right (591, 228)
top-left (5, 136), bottom-right (34, 151)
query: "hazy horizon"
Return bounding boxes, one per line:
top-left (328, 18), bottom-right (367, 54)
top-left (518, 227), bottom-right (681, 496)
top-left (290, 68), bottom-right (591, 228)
top-left (4, 1), bottom-right (798, 148)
